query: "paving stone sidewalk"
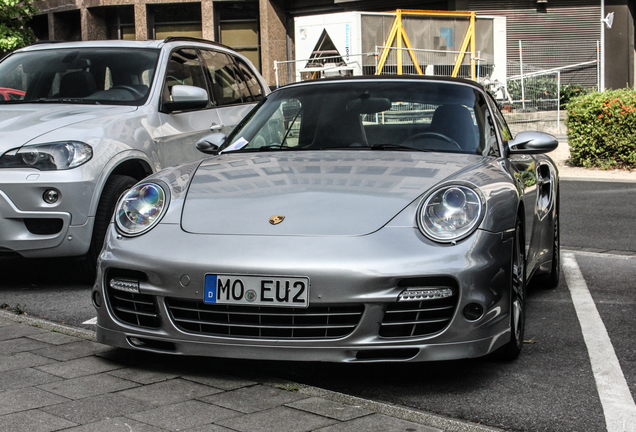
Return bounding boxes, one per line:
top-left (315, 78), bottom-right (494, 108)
top-left (0, 312), bottom-right (501, 432)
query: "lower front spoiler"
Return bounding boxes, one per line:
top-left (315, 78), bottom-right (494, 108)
top-left (96, 324), bottom-right (511, 363)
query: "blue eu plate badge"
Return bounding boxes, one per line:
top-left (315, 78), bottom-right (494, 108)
top-left (204, 275), bottom-right (218, 304)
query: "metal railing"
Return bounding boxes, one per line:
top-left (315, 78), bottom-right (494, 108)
top-left (502, 40), bottom-right (600, 134)
top-left (373, 46), bottom-right (480, 80)
top-left (273, 52), bottom-right (377, 88)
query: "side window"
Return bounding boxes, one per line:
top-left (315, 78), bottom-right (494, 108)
top-left (105, 68), bottom-right (113, 90)
top-left (228, 56), bottom-right (252, 103)
top-left (163, 48), bottom-right (209, 104)
top-left (0, 60), bottom-right (29, 98)
top-left (236, 98), bottom-right (302, 150)
top-left (199, 49), bottom-right (242, 106)
top-left (490, 98), bottom-right (513, 142)
top-left (234, 57), bottom-right (264, 101)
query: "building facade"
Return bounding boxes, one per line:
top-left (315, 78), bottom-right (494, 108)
top-left (27, 0), bottom-right (634, 89)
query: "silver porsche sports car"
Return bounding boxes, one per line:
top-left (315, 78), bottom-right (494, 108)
top-left (93, 76), bottom-right (560, 363)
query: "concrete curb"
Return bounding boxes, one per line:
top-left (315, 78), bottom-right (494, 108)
top-left (275, 380), bottom-right (504, 432)
top-left (0, 308), bottom-right (96, 341)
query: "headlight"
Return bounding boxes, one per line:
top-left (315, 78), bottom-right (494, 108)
top-left (115, 183), bottom-right (168, 236)
top-left (417, 184), bottom-right (484, 243)
top-left (0, 142), bottom-right (93, 170)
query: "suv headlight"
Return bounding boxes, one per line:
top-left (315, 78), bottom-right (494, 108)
top-left (417, 184), bottom-right (484, 243)
top-left (0, 142), bottom-right (93, 170)
top-left (115, 183), bottom-right (168, 236)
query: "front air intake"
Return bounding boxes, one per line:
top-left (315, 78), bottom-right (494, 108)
top-left (380, 277), bottom-right (459, 338)
top-left (105, 269), bottom-right (159, 328)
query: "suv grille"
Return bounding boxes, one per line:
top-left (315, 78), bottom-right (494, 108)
top-left (165, 299), bottom-right (364, 339)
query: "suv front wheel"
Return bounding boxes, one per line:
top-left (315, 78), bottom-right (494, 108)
top-left (82, 175), bottom-right (137, 280)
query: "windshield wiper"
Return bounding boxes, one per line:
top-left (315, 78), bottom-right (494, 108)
top-left (0, 98), bottom-right (100, 105)
top-left (35, 98), bottom-right (99, 104)
top-left (370, 144), bottom-right (433, 152)
top-left (221, 145), bottom-right (298, 154)
top-left (258, 144), bottom-right (297, 151)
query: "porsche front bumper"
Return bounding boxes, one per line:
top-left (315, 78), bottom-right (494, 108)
top-left (94, 223), bottom-right (515, 362)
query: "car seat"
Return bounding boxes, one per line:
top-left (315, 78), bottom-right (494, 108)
top-left (430, 104), bottom-right (479, 152)
top-left (58, 71), bottom-right (96, 98)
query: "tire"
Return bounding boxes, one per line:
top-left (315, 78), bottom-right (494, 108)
top-left (544, 192), bottom-right (560, 289)
top-left (81, 175), bottom-right (137, 280)
top-left (493, 217), bottom-right (526, 361)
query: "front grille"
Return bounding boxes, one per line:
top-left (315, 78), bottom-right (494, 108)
top-left (380, 277), bottom-right (459, 338)
top-left (165, 298), bottom-right (364, 339)
top-left (106, 288), bottom-right (160, 329)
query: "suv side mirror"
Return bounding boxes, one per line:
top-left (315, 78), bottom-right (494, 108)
top-left (162, 85), bottom-right (209, 113)
top-left (508, 131), bottom-right (558, 154)
top-left (196, 133), bottom-right (226, 154)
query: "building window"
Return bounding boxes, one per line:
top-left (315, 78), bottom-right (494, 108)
top-left (217, 2), bottom-right (260, 70)
top-left (31, 14), bottom-right (49, 41)
top-left (149, 3), bottom-right (202, 40)
top-left (106, 6), bottom-right (135, 40)
top-left (53, 10), bottom-right (81, 41)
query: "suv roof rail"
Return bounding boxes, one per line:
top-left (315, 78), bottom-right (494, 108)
top-left (162, 37), bottom-right (230, 50)
top-left (30, 40), bottom-right (66, 46)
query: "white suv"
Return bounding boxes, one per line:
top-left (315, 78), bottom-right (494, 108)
top-left (0, 37), bottom-right (268, 273)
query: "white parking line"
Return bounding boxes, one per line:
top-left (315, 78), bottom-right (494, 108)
top-left (82, 317), bottom-right (97, 325)
top-left (563, 253), bottom-right (636, 432)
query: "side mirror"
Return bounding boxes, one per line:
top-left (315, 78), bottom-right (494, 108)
top-left (162, 85), bottom-right (209, 113)
top-left (196, 133), bottom-right (226, 154)
top-left (508, 131), bottom-right (558, 154)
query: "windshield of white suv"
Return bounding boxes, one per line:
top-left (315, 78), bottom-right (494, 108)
top-left (0, 47), bottom-right (160, 105)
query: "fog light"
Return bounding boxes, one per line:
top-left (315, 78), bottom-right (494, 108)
top-left (92, 290), bottom-right (102, 308)
top-left (463, 303), bottom-right (484, 320)
top-left (129, 337), bottom-right (145, 347)
top-left (43, 189), bottom-right (59, 204)
top-left (109, 278), bottom-right (140, 293)
top-left (398, 287), bottom-right (453, 301)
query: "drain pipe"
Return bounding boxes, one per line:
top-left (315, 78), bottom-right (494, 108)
top-left (600, 0), bottom-right (605, 91)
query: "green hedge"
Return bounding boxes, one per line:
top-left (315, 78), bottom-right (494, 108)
top-left (566, 88), bottom-right (636, 169)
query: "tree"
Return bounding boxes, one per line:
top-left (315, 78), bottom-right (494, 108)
top-left (0, 0), bottom-right (37, 52)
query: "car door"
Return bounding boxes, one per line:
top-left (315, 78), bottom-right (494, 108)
top-left (157, 48), bottom-right (223, 168)
top-left (199, 50), bottom-right (262, 136)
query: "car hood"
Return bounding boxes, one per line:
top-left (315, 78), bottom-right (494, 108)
top-left (181, 151), bottom-right (485, 236)
top-left (0, 104), bottom-right (138, 152)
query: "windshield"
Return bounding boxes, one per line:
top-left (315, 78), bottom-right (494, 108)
top-left (0, 48), bottom-right (160, 105)
top-left (221, 80), bottom-right (491, 155)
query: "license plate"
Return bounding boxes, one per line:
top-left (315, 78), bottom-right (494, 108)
top-left (204, 274), bottom-right (309, 308)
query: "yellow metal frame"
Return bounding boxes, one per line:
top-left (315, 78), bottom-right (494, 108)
top-left (376, 9), bottom-right (477, 80)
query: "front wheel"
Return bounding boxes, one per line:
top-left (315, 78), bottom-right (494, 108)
top-left (493, 217), bottom-right (526, 361)
top-left (544, 195), bottom-right (560, 289)
top-left (81, 175), bottom-right (137, 280)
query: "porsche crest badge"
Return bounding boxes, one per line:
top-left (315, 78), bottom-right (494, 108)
top-left (269, 215), bottom-right (285, 225)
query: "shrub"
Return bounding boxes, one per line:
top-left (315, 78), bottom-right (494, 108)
top-left (566, 88), bottom-right (636, 170)
top-left (560, 84), bottom-right (589, 108)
